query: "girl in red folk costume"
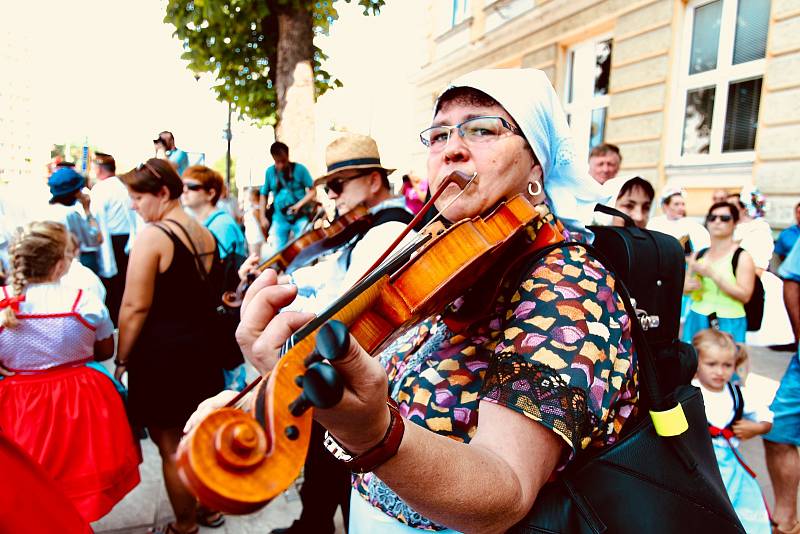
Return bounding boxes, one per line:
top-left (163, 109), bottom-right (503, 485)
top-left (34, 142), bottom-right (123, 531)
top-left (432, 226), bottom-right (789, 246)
top-left (0, 221), bottom-right (140, 522)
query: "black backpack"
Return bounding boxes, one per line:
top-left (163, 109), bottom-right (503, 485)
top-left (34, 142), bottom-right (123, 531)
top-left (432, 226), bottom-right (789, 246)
top-left (587, 205), bottom-right (697, 391)
top-left (695, 247), bottom-right (765, 331)
top-left (511, 206), bottom-right (743, 533)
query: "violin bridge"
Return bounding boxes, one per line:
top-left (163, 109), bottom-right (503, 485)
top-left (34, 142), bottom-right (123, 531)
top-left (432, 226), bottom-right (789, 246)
top-left (422, 221), bottom-right (447, 240)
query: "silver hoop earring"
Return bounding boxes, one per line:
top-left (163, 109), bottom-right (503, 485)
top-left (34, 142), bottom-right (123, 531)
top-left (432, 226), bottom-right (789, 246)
top-left (527, 181), bottom-right (543, 197)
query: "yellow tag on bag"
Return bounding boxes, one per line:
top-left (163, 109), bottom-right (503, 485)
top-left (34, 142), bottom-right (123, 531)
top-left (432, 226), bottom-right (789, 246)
top-left (650, 403), bottom-right (689, 437)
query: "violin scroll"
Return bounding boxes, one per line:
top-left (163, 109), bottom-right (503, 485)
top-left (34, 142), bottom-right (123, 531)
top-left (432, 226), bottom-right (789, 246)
top-left (177, 408), bottom-right (276, 514)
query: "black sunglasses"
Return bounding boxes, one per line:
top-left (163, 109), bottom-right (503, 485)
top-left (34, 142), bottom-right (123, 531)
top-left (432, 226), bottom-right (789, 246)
top-left (324, 173), bottom-right (368, 195)
top-left (183, 182), bottom-right (204, 191)
top-left (706, 214), bottom-right (733, 223)
top-left (136, 161), bottom-right (163, 180)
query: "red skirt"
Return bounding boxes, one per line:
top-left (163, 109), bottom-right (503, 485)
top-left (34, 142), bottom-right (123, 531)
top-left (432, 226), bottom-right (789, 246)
top-left (0, 433), bottom-right (92, 533)
top-left (0, 365), bottom-right (142, 522)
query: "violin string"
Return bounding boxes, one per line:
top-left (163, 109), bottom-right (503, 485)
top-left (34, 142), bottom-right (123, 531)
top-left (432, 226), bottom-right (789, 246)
top-left (280, 334), bottom-right (296, 357)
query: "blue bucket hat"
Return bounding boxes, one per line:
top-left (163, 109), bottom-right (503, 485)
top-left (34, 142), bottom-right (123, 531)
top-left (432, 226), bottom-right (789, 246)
top-left (48, 167), bottom-right (85, 203)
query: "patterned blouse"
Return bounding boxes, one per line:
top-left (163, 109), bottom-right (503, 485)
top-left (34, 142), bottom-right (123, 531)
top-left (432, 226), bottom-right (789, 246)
top-left (353, 212), bottom-right (639, 531)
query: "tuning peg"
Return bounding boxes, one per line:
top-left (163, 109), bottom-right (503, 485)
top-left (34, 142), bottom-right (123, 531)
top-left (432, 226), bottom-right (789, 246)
top-left (288, 362), bottom-right (344, 416)
top-left (315, 320), bottom-right (350, 362)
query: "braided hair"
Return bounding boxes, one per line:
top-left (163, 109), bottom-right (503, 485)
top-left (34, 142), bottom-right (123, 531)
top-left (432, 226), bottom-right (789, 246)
top-left (1, 221), bottom-right (69, 328)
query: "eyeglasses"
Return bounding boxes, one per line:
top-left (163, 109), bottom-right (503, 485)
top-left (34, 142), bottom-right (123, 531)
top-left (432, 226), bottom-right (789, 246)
top-left (419, 116), bottom-right (523, 151)
top-left (183, 182), bottom-right (204, 192)
top-left (324, 173), bottom-right (369, 195)
top-left (136, 161), bottom-right (163, 180)
top-left (706, 214), bottom-right (733, 223)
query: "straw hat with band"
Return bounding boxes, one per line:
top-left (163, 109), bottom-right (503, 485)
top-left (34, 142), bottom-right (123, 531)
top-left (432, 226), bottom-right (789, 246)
top-left (313, 134), bottom-right (395, 187)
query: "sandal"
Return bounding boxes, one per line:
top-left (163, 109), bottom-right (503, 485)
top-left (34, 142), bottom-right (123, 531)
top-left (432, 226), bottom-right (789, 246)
top-left (197, 505), bottom-right (225, 528)
top-left (147, 523), bottom-right (199, 534)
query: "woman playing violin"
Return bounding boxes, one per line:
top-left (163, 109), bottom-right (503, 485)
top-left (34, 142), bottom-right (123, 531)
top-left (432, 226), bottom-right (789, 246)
top-left (195, 69), bottom-right (639, 533)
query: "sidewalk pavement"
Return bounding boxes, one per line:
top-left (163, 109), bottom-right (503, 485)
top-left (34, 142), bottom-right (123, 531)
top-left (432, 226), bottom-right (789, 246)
top-left (91, 438), bottom-right (346, 533)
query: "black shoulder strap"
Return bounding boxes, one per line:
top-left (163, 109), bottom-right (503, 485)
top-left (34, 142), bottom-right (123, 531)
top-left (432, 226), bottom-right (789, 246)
top-left (152, 222), bottom-right (178, 241)
top-left (371, 207), bottom-right (414, 226)
top-left (726, 382), bottom-right (745, 426)
top-left (732, 247), bottom-right (744, 271)
top-left (275, 162), bottom-right (296, 190)
top-left (339, 207), bottom-right (414, 271)
top-left (696, 247), bottom-right (709, 260)
top-left (163, 218), bottom-right (213, 283)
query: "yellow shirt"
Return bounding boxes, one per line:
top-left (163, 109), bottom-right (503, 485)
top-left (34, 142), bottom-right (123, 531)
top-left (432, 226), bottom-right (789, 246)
top-left (690, 251), bottom-right (745, 318)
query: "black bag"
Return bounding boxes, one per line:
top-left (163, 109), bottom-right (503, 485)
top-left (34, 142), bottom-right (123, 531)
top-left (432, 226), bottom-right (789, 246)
top-left (589, 206), bottom-right (697, 392)
top-left (207, 245), bottom-right (246, 371)
top-left (510, 206), bottom-right (743, 533)
top-left (695, 247), bottom-right (765, 331)
top-left (205, 213), bottom-right (249, 296)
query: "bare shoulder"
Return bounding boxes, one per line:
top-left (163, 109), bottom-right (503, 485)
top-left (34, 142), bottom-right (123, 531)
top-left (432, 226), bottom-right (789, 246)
top-left (132, 224), bottom-right (172, 254)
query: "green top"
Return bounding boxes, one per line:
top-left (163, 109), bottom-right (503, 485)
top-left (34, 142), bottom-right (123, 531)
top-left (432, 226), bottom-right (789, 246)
top-left (690, 251), bottom-right (745, 318)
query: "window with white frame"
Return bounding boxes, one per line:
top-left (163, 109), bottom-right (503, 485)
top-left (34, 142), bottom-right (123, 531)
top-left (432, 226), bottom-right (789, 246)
top-left (676, 0), bottom-right (770, 161)
top-left (451, 0), bottom-right (471, 27)
top-left (564, 36), bottom-right (613, 162)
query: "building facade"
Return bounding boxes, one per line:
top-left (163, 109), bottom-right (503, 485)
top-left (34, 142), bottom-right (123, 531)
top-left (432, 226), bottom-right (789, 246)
top-left (415, 0), bottom-right (800, 227)
top-left (0, 29), bottom-right (36, 186)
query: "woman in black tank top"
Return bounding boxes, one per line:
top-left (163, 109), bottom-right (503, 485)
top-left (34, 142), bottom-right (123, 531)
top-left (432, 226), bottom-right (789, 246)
top-left (118, 159), bottom-right (225, 534)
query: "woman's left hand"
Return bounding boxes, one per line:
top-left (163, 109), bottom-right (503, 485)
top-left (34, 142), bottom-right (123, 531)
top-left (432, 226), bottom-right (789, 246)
top-left (310, 326), bottom-right (392, 455)
top-left (113, 364), bottom-right (126, 382)
top-left (689, 258), bottom-right (711, 278)
top-left (236, 269), bottom-right (315, 376)
top-left (0, 361), bottom-right (15, 377)
top-left (731, 419), bottom-right (767, 441)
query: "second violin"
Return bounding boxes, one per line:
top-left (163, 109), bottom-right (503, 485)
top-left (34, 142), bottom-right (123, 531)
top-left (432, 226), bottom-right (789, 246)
top-left (222, 205), bottom-right (372, 308)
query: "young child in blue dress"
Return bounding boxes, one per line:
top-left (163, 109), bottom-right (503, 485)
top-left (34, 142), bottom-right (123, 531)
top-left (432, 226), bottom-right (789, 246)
top-left (692, 328), bottom-right (772, 533)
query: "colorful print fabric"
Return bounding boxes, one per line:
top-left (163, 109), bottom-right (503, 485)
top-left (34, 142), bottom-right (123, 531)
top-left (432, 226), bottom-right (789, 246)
top-left (354, 238), bottom-right (639, 531)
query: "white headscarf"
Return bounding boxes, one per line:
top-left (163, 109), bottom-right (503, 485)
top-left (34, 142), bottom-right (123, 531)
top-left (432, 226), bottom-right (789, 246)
top-left (437, 68), bottom-right (611, 237)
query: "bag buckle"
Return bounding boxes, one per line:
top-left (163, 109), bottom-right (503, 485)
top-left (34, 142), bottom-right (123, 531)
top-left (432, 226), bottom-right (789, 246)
top-left (630, 298), bottom-right (660, 331)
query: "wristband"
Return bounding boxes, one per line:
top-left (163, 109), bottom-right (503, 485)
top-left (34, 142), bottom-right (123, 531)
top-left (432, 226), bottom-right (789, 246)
top-left (324, 399), bottom-right (405, 474)
top-left (114, 358), bottom-right (127, 367)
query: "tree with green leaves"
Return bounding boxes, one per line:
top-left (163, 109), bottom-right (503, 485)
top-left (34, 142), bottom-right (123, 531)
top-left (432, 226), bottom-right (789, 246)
top-left (165, 0), bottom-right (386, 166)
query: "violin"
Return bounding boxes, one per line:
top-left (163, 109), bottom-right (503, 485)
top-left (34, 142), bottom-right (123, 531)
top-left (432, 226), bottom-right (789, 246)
top-left (177, 183), bottom-right (565, 514)
top-left (222, 205), bottom-right (373, 308)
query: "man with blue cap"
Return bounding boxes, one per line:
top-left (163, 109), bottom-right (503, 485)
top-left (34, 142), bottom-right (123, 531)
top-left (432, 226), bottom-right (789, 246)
top-left (46, 167), bottom-right (102, 273)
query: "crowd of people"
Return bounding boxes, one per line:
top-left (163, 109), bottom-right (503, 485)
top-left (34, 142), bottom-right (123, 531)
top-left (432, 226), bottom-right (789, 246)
top-left (0, 68), bottom-right (799, 534)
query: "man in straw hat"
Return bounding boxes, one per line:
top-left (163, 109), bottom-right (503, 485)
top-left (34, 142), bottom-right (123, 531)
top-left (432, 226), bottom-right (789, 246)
top-left (236, 133), bottom-right (415, 534)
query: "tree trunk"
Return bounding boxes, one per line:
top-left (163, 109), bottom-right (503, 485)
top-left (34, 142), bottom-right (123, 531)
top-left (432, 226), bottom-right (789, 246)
top-left (275, 7), bottom-right (315, 171)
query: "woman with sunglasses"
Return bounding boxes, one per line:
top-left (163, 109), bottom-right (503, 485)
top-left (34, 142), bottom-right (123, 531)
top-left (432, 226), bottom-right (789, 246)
top-left (682, 202), bottom-right (756, 344)
top-left (117, 158), bottom-right (225, 534)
